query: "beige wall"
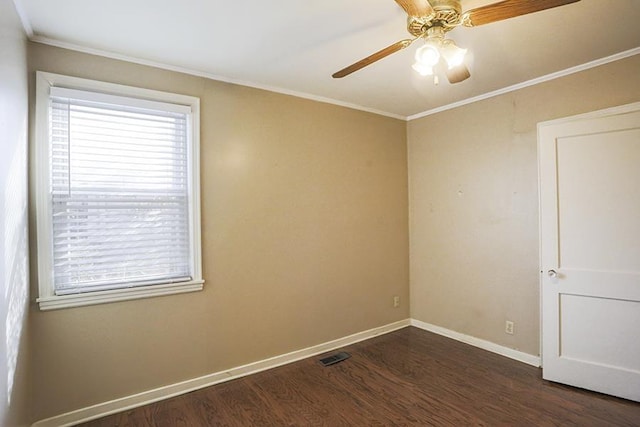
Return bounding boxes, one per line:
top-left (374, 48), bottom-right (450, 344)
top-left (408, 54), bottom-right (640, 356)
top-left (0, 0), bottom-right (31, 425)
top-left (27, 43), bottom-right (409, 421)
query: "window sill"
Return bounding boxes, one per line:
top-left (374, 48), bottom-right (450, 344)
top-left (36, 280), bottom-right (205, 311)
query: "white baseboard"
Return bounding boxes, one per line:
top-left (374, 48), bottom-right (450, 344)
top-left (32, 319), bottom-right (411, 427)
top-left (410, 319), bottom-right (541, 367)
top-left (32, 318), bottom-right (541, 426)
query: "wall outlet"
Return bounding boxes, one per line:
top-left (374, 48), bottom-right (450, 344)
top-left (393, 296), bottom-right (400, 308)
top-left (505, 320), bottom-right (514, 335)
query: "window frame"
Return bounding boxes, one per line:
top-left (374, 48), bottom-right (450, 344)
top-left (34, 71), bottom-right (203, 310)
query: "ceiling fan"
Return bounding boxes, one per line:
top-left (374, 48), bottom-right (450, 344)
top-left (332, 0), bottom-right (580, 84)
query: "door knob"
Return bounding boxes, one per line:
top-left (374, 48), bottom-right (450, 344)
top-left (548, 269), bottom-right (558, 278)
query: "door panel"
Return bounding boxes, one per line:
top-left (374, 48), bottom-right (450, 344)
top-left (557, 129), bottom-right (640, 272)
top-left (560, 294), bottom-right (640, 370)
top-left (539, 102), bottom-right (640, 402)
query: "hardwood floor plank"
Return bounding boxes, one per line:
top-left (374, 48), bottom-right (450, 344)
top-left (78, 327), bottom-right (640, 426)
top-left (188, 381), bottom-right (258, 426)
top-left (245, 364), bottom-right (333, 425)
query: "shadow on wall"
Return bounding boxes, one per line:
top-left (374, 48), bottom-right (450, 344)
top-left (0, 119), bottom-right (30, 425)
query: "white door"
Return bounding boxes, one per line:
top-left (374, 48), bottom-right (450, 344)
top-left (539, 102), bottom-right (640, 402)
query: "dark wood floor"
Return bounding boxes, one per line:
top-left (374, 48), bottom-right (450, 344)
top-left (80, 327), bottom-right (640, 426)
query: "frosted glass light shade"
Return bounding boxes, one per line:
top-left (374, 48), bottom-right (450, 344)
top-left (412, 62), bottom-right (434, 76)
top-left (414, 44), bottom-right (440, 66)
top-left (441, 41), bottom-right (467, 69)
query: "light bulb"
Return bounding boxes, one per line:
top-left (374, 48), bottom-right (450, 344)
top-left (414, 44), bottom-right (440, 67)
top-left (441, 40), bottom-right (467, 69)
top-left (412, 62), bottom-right (433, 76)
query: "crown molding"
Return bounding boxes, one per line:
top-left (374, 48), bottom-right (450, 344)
top-left (10, 0), bottom-right (34, 37)
top-left (26, 36), bottom-right (640, 123)
top-left (29, 35), bottom-right (406, 121)
top-left (407, 47), bottom-right (640, 121)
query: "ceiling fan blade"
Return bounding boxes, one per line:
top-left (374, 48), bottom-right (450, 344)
top-left (446, 64), bottom-right (471, 84)
top-left (394, 0), bottom-right (434, 18)
top-left (332, 39), bottom-right (415, 78)
top-left (462, 0), bottom-right (580, 27)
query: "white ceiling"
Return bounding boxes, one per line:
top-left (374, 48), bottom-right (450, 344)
top-left (15, 0), bottom-right (640, 119)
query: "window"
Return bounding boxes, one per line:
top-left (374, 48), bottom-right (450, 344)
top-left (34, 72), bottom-right (202, 310)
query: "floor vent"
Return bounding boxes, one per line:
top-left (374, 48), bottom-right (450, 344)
top-left (319, 351), bottom-right (351, 366)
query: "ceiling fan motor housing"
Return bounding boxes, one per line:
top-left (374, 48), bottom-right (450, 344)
top-left (407, 0), bottom-right (462, 36)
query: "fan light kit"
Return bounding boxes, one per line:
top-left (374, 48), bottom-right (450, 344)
top-left (332, 0), bottom-right (580, 84)
top-left (411, 26), bottom-right (468, 85)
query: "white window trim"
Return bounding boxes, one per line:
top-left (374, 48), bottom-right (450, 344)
top-left (34, 71), bottom-right (203, 310)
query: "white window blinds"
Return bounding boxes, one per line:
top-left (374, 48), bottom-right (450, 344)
top-left (49, 87), bottom-right (193, 295)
